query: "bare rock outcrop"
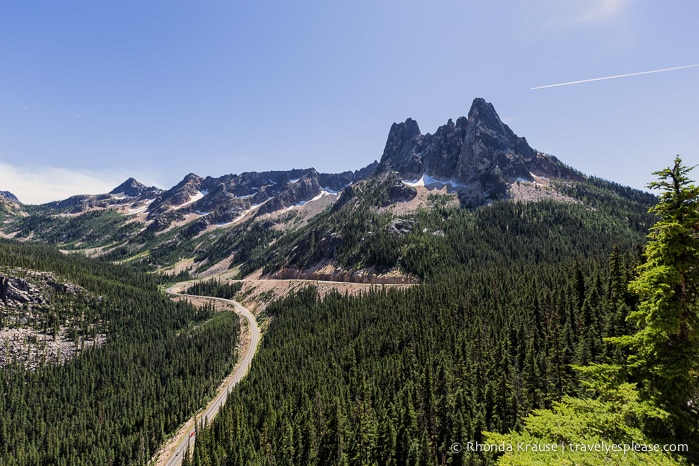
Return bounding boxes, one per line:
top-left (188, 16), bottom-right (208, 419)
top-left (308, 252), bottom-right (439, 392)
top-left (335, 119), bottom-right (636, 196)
top-left (377, 98), bottom-right (582, 203)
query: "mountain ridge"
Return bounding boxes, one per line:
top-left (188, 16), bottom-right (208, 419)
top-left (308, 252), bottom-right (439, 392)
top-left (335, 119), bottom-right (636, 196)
top-left (2, 98), bottom-right (581, 215)
top-left (0, 97), bottom-right (657, 279)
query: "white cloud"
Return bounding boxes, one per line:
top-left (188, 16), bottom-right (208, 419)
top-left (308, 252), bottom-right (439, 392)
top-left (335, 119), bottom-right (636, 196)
top-left (0, 162), bottom-right (155, 205)
top-left (576, 0), bottom-right (631, 23)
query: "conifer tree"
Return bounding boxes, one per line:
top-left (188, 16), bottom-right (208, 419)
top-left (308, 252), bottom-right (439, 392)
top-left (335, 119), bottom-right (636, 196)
top-left (614, 156), bottom-right (699, 433)
top-left (484, 158), bottom-right (697, 465)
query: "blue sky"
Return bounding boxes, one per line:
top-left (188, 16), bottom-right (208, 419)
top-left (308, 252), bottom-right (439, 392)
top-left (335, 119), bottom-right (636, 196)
top-left (1, 0), bottom-right (697, 203)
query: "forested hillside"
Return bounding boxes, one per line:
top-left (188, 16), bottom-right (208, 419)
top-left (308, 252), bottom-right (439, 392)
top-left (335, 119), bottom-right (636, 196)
top-left (186, 184), bottom-right (666, 465)
top-left (191, 251), bottom-right (642, 465)
top-left (256, 173), bottom-right (656, 280)
top-left (0, 240), bottom-right (239, 465)
top-left (187, 160), bottom-right (698, 466)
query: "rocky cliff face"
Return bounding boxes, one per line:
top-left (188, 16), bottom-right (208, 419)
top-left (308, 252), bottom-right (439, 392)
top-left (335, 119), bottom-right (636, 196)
top-left (0, 269), bottom-right (104, 369)
top-left (0, 274), bottom-right (47, 306)
top-left (0, 272), bottom-right (85, 307)
top-left (378, 98), bottom-right (580, 201)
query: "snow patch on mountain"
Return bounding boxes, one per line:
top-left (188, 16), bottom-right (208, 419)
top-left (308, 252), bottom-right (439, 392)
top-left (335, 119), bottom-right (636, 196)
top-left (128, 199), bottom-right (155, 214)
top-left (173, 191), bottom-right (205, 210)
top-left (217, 198), bottom-right (273, 227)
top-left (278, 189), bottom-right (339, 213)
top-left (403, 175), bottom-right (466, 189)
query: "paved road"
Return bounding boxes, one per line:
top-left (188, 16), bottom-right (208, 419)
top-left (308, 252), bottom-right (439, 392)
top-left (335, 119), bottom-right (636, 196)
top-left (161, 291), bottom-right (261, 466)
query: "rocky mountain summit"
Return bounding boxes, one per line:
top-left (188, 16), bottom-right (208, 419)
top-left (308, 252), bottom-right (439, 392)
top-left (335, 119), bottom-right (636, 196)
top-left (42, 183), bottom-right (161, 214)
top-left (378, 98), bottom-right (581, 202)
top-left (8, 164), bottom-right (378, 226)
top-left (0, 191), bottom-right (20, 203)
top-left (110, 177), bottom-right (162, 198)
top-left (0, 191), bottom-right (22, 219)
top-left (144, 165), bottom-right (378, 225)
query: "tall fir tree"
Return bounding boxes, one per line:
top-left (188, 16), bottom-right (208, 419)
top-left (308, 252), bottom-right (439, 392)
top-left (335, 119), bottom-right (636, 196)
top-left (612, 157), bottom-right (699, 432)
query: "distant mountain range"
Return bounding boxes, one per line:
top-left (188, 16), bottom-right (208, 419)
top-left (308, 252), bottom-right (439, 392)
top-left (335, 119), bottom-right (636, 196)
top-left (5, 98), bottom-right (577, 214)
top-left (0, 98), bottom-right (657, 279)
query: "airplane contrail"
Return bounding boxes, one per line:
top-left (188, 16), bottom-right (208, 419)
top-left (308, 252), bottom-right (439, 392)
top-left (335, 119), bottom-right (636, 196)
top-left (531, 64), bottom-right (699, 90)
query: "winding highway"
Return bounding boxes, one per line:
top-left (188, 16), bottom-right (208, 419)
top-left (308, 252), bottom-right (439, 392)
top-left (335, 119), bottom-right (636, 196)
top-left (157, 289), bottom-right (261, 466)
top-left (154, 277), bottom-right (407, 465)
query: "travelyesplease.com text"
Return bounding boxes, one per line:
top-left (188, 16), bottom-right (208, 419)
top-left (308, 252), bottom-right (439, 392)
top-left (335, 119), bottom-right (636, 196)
top-left (450, 441), bottom-right (688, 455)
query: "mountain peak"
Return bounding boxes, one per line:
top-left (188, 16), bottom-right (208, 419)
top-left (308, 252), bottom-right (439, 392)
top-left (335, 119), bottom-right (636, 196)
top-left (377, 118), bottom-right (424, 179)
top-left (110, 178), bottom-right (148, 196)
top-left (467, 98), bottom-right (512, 137)
top-left (378, 97), bottom-right (579, 202)
top-left (469, 97), bottom-right (489, 114)
top-left (0, 190), bottom-right (20, 203)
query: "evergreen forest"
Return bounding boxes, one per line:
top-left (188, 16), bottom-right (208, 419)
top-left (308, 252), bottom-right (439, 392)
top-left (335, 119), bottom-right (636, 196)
top-left (189, 252), bottom-right (642, 465)
top-left (189, 163), bottom-right (698, 465)
top-left (0, 241), bottom-right (239, 465)
top-left (2, 160), bottom-right (698, 465)
top-left (183, 279), bottom-right (243, 300)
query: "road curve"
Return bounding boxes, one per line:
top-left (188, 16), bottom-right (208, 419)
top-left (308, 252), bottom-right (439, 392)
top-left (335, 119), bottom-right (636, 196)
top-left (159, 289), bottom-right (261, 466)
